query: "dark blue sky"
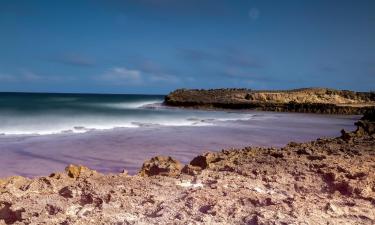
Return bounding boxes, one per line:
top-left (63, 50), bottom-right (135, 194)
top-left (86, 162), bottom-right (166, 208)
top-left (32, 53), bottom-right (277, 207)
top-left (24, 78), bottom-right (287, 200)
top-left (0, 0), bottom-right (374, 94)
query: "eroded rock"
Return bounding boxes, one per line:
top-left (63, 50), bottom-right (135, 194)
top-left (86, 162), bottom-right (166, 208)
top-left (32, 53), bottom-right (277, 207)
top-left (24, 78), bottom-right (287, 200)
top-left (65, 164), bottom-right (96, 179)
top-left (138, 156), bottom-right (183, 177)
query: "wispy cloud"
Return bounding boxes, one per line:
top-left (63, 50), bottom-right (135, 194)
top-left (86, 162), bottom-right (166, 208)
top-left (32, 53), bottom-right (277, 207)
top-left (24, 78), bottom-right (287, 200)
top-left (179, 48), bottom-right (264, 69)
top-left (99, 67), bottom-right (142, 85)
top-left (98, 65), bottom-right (181, 86)
top-left (0, 73), bottom-right (16, 82)
top-left (52, 53), bottom-right (95, 67)
top-left (22, 71), bottom-right (42, 81)
top-left (0, 70), bottom-right (68, 83)
top-left (318, 64), bottom-right (337, 73)
top-left (221, 67), bottom-right (285, 84)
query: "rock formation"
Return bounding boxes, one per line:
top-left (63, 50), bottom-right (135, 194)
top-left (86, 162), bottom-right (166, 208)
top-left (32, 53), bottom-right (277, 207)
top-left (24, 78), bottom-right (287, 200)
top-left (138, 156), bottom-right (183, 177)
top-left (165, 88), bottom-right (375, 114)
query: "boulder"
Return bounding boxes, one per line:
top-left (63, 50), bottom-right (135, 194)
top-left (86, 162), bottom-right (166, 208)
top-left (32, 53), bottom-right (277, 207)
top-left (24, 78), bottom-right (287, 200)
top-left (189, 152), bottom-right (223, 169)
top-left (138, 156), bottom-right (183, 177)
top-left (65, 165), bottom-right (95, 179)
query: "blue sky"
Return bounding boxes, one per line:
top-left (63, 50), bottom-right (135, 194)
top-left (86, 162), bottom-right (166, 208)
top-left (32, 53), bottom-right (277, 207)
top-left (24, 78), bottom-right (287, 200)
top-left (0, 0), bottom-right (374, 94)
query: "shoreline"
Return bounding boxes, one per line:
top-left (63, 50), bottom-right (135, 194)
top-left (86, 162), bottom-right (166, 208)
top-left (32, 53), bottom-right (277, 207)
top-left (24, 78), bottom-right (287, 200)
top-left (0, 113), bottom-right (374, 224)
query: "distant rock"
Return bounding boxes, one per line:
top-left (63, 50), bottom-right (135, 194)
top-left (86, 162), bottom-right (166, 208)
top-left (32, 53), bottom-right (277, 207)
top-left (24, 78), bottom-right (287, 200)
top-left (138, 156), bottom-right (183, 177)
top-left (165, 88), bottom-right (375, 114)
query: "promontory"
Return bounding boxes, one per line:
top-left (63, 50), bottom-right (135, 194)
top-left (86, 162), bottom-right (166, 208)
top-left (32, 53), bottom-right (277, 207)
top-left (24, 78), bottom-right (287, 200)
top-left (165, 88), bottom-right (375, 114)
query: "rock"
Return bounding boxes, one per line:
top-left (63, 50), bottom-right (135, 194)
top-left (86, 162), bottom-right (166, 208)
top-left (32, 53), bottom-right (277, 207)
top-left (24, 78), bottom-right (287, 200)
top-left (164, 88), bottom-right (375, 115)
top-left (138, 156), bottom-right (183, 177)
top-left (65, 165), bottom-right (95, 179)
top-left (296, 148), bottom-right (313, 155)
top-left (189, 152), bottom-right (223, 169)
top-left (341, 129), bottom-right (354, 142)
top-left (0, 202), bottom-right (25, 224)
top-left (355, 120), bottom-right (375, 136)
top-left (181, 164), bottom-right (202, 175)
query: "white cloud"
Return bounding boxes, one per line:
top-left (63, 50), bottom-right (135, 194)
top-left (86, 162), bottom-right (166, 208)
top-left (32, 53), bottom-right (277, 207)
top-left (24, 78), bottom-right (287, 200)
top-left (98, 66), bottom-right (181, 86)
top-left (99, 67), bottom-right (142, 85)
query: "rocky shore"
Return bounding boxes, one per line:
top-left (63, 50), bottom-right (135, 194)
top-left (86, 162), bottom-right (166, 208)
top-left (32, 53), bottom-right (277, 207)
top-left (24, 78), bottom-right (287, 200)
top-left (0, 113), bottom-right (374, 224)
top-left (165, 88), bottom-right (375, 114)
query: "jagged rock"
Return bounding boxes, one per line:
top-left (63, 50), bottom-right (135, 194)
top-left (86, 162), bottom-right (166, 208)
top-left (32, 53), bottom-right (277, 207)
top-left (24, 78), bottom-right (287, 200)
top-left (182, 164), bottom-right (202, 175)
top-left (189, 152), bottom-right (223, 169)
top-left (0, 202), bottom-right (25, 224)
top-left (65, 165), bottom-right (95, 179)
top-left (138, 156), bottom-right (183, 177)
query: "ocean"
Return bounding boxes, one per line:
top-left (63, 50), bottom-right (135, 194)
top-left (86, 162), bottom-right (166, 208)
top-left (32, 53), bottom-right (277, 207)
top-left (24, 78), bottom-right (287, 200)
top-left (0, 92), bottom-right (360, 177)
top-left (0, 92), bottom-right (256, 135)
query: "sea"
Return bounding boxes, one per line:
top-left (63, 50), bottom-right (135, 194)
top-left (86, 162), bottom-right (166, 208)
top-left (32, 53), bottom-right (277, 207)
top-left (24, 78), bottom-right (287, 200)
top-left (0, 92), bottom-right (360, 177)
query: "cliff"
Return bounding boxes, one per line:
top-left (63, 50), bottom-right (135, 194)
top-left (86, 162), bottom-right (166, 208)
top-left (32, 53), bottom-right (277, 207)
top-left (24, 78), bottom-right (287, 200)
top-left (165, 88), bottom-right (375, 114)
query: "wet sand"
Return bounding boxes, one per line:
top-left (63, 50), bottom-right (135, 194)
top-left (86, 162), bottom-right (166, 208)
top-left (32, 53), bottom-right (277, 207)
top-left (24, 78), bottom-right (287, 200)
top-left (0, 111), bottom-right (359, 177)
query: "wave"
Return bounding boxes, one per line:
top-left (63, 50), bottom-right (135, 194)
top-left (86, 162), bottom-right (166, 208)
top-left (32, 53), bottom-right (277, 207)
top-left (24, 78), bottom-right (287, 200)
top-left (0, 94), bottom-right (259, 136)
top-left (97, 100), bottom-right (164, 109)
top-left (0, 113), bottom-right (256, 136)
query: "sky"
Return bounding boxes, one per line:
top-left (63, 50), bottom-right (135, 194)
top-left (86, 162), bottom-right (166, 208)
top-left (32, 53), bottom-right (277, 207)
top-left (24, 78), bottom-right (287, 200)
top-left (0, 0), bottom-right (374, 94)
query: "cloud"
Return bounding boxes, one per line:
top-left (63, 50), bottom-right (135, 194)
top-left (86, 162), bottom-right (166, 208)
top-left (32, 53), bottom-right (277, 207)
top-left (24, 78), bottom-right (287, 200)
top-left (319, 65), bottom-right (337, 73)
top-left (99, 67), bottom-right (142, 85)
top-left (178, 48), bottom-right (264, 68)
top-left (98, 65), bottom-right (181, 86)
top-left (0, 70), bottom-right (67, 83)
top-left (0, 73), bottom-right (16, 82)
top-left (22, 71), bottom-right (42, 81)
top-left (221, 67), bottom-right (284, 84)
top-left (248, 8), bottom-right (260, 21)
top-left (178, 48), bottom-right (217, 62)
top-left (53, 53), bottom-right (95, 67)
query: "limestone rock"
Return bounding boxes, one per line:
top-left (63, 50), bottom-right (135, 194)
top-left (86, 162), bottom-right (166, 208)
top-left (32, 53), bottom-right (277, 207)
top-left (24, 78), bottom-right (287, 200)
top-left (65, 165), bottom-right (95, 179)
top-left (189, 152), bottom-right (223, 169)
top-left (138, 156), bottom-right (183, 177)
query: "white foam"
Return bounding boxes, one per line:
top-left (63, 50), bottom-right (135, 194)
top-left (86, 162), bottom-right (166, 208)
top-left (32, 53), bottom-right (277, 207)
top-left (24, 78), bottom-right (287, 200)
top-left (0, 106), bottom-right (258, 136)
top-left (98, 100), bottom-right (163, 109)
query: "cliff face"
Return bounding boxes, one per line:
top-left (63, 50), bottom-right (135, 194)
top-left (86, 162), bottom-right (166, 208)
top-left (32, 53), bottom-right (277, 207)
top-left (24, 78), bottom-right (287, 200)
top-left (165, 88), bottom-right (375, 114)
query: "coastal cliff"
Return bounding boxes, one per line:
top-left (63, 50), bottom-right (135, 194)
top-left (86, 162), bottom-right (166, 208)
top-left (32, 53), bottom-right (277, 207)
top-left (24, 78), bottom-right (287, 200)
top-left (165, 88), bottom-right (375, 114)
top-left (0, 113), bottom-right (374, 224)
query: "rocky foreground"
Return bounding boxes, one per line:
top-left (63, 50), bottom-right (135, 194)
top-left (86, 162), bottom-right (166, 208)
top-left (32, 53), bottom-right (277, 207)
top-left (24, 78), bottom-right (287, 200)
top-left (165, 88), bottom-right (375, 114)
top-left (0, 115), bottom-right (375, 224)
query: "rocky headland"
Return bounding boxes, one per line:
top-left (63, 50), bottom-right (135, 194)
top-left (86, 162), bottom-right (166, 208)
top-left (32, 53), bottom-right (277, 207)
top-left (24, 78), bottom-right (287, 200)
top-left (165, 88), bottom-right (375, 114)
top-left (0, 112), bottom-right (374, 224)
